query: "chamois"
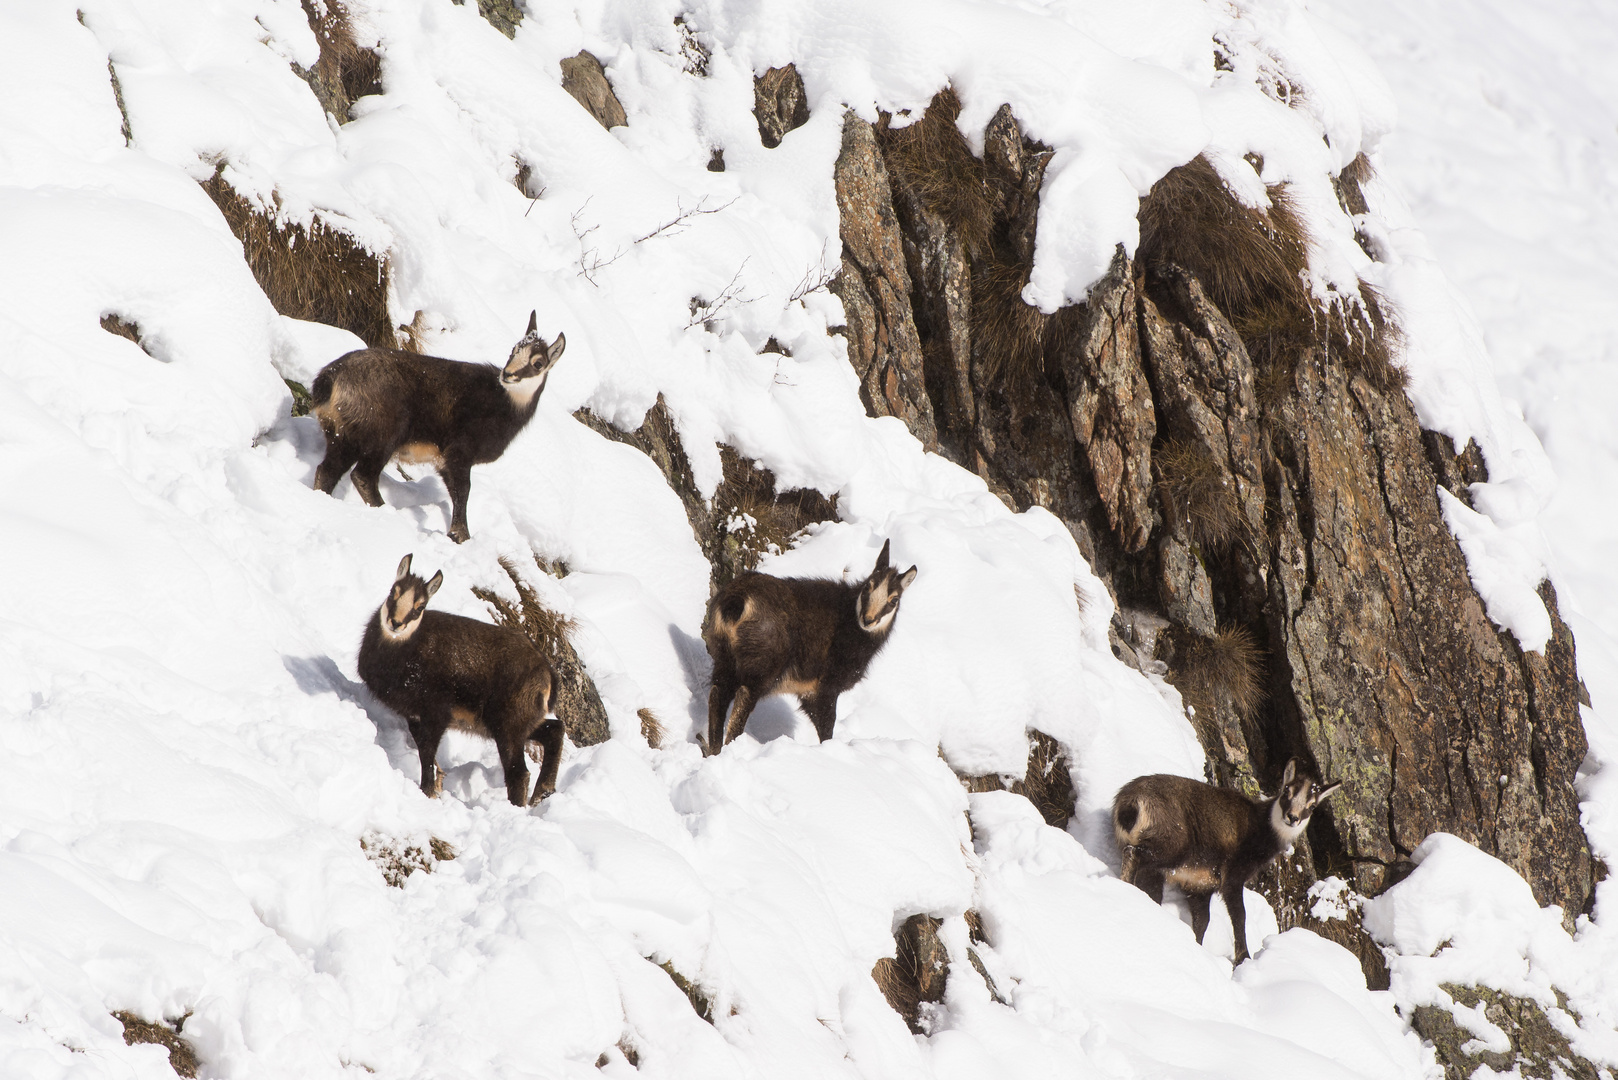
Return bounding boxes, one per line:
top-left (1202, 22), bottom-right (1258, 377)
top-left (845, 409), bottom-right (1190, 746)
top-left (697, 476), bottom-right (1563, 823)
top-left (311, 311), bottom-right (566, 543)
top-left (1112, 759), bottom-right (1341, 963)
top-left (703, 539), bottom-right (917, 755)
top-left (357, 554), bottom-right (565, 807)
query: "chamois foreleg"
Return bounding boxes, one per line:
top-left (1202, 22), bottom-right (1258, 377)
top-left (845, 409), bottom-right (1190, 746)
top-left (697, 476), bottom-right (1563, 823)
top-left (409, 710), bottom-right (452, 798)
top-left (800, 692), bottom-right (838, 743)
top-left (528, 716), bottom-right (564, 804)
top-left (723, 685), bottom-right (758, 747)
top-left (1222, 880), bottom-right (1251, 963)
top-left (350, 451), bottom-right (389, 508)
top-left (495, 727), bottom-right (532, 808)
top-left (706, 670), bottom-right (737, 756)
top-left (441, 458), bottom-right (474, 544)
top-left (314, 435), bottom-right (359, 495)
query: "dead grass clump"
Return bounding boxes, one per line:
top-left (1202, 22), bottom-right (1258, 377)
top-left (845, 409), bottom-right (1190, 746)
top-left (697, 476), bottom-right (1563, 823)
top-left (882, 87), bottom-right (996, 257)
top-left (201, 170), bottom-right (393, 348)
top-left (1012, 731), bottom-right (1075, 830)
top-left (1153, 439), bottom-right (1245, 550)
top-left (473, 554), bottom-right (611, 747)
top-left (971, 254), bottom-right (1047, 396)
top-left (657, 960), bottom-right (714, 1024)
top-left (872, 914), bottom-right (948, 1033)
top-left (1334, 151), bottom-right (1374, 216)
top-left (1138, 155), bottom-right (1308, 321)
top-left (113, 1012), bottom-right (198, 1078)
top-left (1167, 624), bottom-right (1266, 720)
top-left (99, 312), bottom-right (143, 346)
top-left (296, 0), bottom-right (382, 122)
top-left (638, 707), bottom-right (665, 748)
top-left (714, 450), bottom-right (838, 581)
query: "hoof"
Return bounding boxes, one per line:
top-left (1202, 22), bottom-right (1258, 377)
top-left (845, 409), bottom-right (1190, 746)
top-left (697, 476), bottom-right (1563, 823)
top-left (447, 526), bottom-right (470, 544)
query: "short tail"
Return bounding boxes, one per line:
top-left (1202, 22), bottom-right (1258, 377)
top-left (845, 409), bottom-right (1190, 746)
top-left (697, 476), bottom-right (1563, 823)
top-left (310, 369), bottom-right (335, 411)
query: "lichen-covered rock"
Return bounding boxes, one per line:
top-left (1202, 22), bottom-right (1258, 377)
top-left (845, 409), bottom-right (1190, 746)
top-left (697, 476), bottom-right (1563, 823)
top-left (560, 51), bottom-right (626, 130)
top-left (1411, 984), bottom-right (1599, 1080)
top-left (753, 64), bottom-right (809, 148)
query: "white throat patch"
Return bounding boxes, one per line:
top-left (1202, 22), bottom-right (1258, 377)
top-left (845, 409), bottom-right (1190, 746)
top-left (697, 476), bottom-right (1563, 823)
top-left (863, 607), bottom-right (897, 635)
top-left (504, 372), bottom-right (547, 410)
top-left (1270, 798), bottom-right (1309, 848)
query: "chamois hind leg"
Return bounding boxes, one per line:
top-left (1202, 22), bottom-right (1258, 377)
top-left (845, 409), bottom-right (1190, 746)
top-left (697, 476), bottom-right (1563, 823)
top-left (705, 670), bottom-right (737, 756)
top-left (800, 692), bottom-right (837, 743)
top-left (528, 717), bottom-right (564, 804)
top-left (409, 711), bottom-right (452, 798)
top-left (1222, 880), bottom-right (1251, 963)
top-left (723, 685), bottom-right (759, 747)
top-left (1133, 865), bottom-right (1167, 905)
top-left (350, 451), bottom-right (389, 508)
top-left (1187, 890), bottom-right (1213, 944)
top-left (441, 459), bottom-right (473, 544)
top-left (314, 434), bottom-right (360, 495)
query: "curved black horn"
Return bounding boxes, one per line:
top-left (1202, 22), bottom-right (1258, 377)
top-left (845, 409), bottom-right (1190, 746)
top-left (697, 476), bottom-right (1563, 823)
top-left (526, 310), bottom-right (538, 335)
top-left (875, 539), bottom-right (891, 571)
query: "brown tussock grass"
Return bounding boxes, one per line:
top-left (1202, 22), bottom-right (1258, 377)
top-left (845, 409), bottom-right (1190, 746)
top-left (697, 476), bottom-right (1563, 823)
top-left (971, 254), bottom-right (1048, 396)
top-left (1016, 730), bottom-right (1075, 830)
top-left (297, 0), bottom-right (382, 121)
top-left (1168, 624), bottom-right (1266, 720)
top-left (1153, 439), bottom-right (1246, 550)
top-left (638, 708), bottom-right (666, 748)
top-left (1140, 153), bottom-right (1404, 398)
top-left (201, 170), bottom-right (393, 348)
top-left (882, 87), bottom-right (996, 257)
top-left (871, 914), bottom-right (947, 1033)
top-left (472, 555), bottom-right (577, 656)
top-left (113, 1013), bottom-right (198, 1078)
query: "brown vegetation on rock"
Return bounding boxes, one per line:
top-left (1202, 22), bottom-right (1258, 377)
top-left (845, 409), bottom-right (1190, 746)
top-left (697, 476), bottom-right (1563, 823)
top-left (200, 170), bottom-right (393, 348)
top-left (872, 914), bottom-right (948, 1033)
top-left (114, 1012), bottom-right (198, 1078)
top-left (295, 0), bottom-right (382, 124)
top-left (754, 64), bottom-right (809, 148)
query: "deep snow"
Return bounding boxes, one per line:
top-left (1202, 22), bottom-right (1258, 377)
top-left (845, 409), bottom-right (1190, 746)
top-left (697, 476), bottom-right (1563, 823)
top-left (0, 0), bottom-right (1611, 1077)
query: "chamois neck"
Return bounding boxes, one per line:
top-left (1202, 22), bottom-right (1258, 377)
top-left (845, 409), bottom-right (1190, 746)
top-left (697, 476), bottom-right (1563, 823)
top-left (502, 373), bottom-right (547, 413)
top-left (1268, 797), bottom-right (1308, 849)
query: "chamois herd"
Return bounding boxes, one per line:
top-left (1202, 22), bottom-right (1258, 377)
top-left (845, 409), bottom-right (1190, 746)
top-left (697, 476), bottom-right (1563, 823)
top-left (312, 313), bottom-right (1341, 964)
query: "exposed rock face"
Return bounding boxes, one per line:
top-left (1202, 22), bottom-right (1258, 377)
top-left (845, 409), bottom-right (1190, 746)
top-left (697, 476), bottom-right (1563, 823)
top-left (560, 52), bottom-right (626, 130)
top-left (753, 65), bottom-right (809, 148)
top-left (294, 0), bottom-right (382, 124)
top-left (823, 90), bottom-right (1594, 995)
top-left (829, 115), bottom-right (939, 451)
top-left (1411, 984), bottom-right (1599, 1080)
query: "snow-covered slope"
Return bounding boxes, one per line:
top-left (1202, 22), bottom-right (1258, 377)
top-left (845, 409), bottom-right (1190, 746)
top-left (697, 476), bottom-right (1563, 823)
top-left (0, 0), bottom-right (1610, 1076)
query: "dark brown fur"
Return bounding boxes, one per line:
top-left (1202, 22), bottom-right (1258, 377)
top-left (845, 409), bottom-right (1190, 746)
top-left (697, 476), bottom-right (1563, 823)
top-left (358, 554), bottom-right (564, 806)
top-left (703, 539), bottom-right (917, 754)
top-left (311, 311), bottom-right (565, 542)
top-left (1112, 759), bottom-right (1340, 962)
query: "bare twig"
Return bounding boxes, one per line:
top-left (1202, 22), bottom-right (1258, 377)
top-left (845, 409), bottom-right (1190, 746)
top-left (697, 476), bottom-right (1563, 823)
top-left (788, 251), bottom-right (839, 304)
top-left (687, 259), bottom-right (752, 330)
top-left (635, 196), bottom-right (738, 244)
top-left (572, 198), bottom-right (627, 286)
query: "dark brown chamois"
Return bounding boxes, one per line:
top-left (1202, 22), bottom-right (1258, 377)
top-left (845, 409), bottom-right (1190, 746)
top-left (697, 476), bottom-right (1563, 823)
top-left (703, 539), bottom-right (917, 755)
top-left (1112, 759), bottom-right (1341, 962)
top-left (357, 554), bottom-right (565, 807)
top-left (312, 311), bottom-right (566, 543)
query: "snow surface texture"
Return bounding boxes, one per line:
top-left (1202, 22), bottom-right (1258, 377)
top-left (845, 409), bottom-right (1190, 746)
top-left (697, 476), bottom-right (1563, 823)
top-left (0, 0), bottom-right (1602, 1077)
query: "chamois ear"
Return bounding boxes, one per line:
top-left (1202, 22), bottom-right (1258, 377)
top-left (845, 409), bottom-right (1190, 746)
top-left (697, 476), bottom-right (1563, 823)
top-left (1315, 780), bottom-right (1342, 802)
top-left (396, 553), bottom-right (413, 581)
top-left (874, 539), bottom-right (891, 572)
top-left (526, 309), bottom-right (538, 336)
top-left (425, 570), bottom-right (443, 599)
top-left (545, 332), bottom-right (566, 365)
top-left (1281, 758), bottom-right (1298, 786)
top-left (898, 565), bottom-right (917, 589)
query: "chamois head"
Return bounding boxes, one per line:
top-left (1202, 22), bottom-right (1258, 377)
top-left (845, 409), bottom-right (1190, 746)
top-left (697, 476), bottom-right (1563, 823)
top-left (856, 539), bottom-right (917, 634)
top-left (502, 310), bottom-right (567, 387)
top-left (1271, 758), bottom-right (1341, 843)
top-left (380, 553), bottom-right (443, 641)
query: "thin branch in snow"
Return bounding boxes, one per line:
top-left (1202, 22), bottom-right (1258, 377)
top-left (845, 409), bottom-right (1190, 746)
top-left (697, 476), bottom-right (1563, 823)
top-left (687, 259), bottom-right (752, 330)
top-left (634, 195), bottom-right (738, 245)
top-left (788, 252), bottom-right (839, 304)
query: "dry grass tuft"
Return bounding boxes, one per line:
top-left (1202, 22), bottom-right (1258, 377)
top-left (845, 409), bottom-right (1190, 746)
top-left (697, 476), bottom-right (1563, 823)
top-left (657, 960), bottom-right (715, 1024)
top-left (473, 556), bottom-right (578, 655)
top-left (1153, 439), bottom-right (1246, 550)
top-left (1167, 625), bottom-right (1266, 720)
top-left (963, 909), bottom-right (987, 944)
top-left (1140, 154), bottom-right (1404, 399)
top-left (113, 1012), bottom-right (198, 1078)
top-left (296, 0), bottom-right (382, 122)
top-left (882, 87), bottom-right (996, 257)
top-left (872, 914), bottom-right (948, 1033)
top-left (1015, 731), bottom-right (1075, 830)
top-left (715, 451), bottom-right (838, 580)
top-left (201, 170), bottom-right (393, 348)
top-left (638, 708), bottom-right (666, 748)
top-left (1138, 155), bottom-right (1308, 321)
top-left (971, 254), bottom-right (1048, 395)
